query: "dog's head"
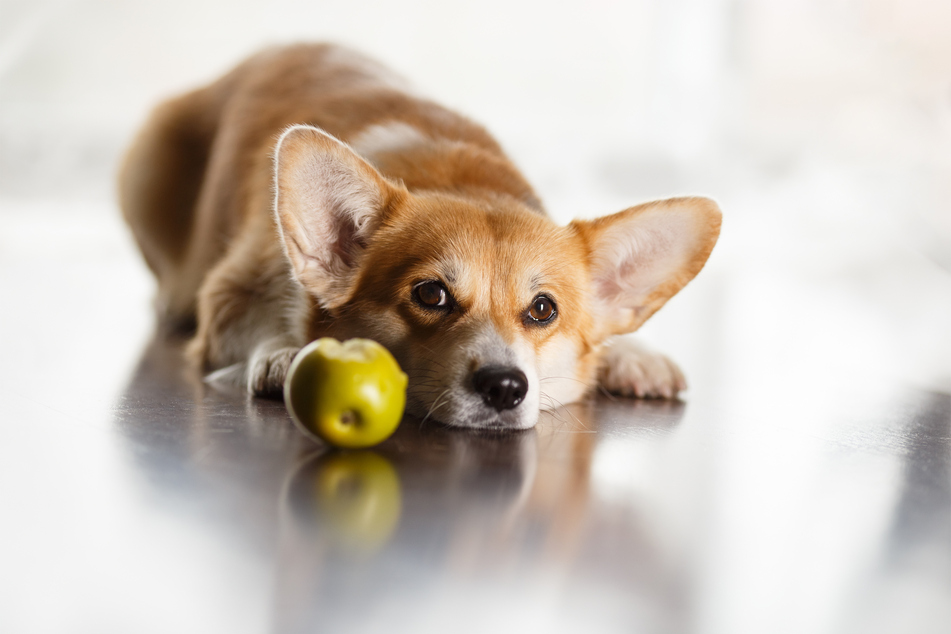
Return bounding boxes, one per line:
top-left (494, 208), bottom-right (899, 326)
top-left (274, 125), bottom-right (720, 429)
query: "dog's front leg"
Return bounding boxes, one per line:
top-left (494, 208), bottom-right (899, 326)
top-left (246, 336), bottom-right (303, 396)
top-left (200, 313), bottom-right (304, 397)
top-left (596, 336), bottom-right (687, 399)
top-left (191, 240), bottom-right (309, 397)
top-left (202, 336), bottom-right (302, 397)
top-left (197, 301), bottom-right (305, 397)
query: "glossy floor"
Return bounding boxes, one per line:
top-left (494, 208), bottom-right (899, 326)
top-left (2, 1), bottom-right (950, 630)
top-left (0, 205), bottom-right (948, 634)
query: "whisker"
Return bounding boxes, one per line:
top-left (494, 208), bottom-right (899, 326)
top-left (538, 375), bottom-right (596, 389)
top-left (421, 388), bottom-right (452, 426)
top-left (539, 391), bottom-right (589, 430)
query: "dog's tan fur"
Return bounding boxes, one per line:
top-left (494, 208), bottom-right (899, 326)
top-left (120, 43), bottom-right (721, 429)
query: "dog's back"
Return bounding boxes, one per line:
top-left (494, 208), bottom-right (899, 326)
top-left (120, 43), bottom-right (539, 329)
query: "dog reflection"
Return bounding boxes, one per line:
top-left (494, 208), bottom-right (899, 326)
top-left (114, 335), bottom-right (689, 633)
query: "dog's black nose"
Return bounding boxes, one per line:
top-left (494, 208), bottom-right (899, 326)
top-left (473, 366), bottom-right (528, 411)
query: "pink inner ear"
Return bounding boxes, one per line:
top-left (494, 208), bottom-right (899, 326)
top-left (329, 219), bottom-right (368, 269)
top-left (273, 125), bottom-right (394, 308)
top-left (597, 222), bottom-right (680, 302)
top-left (278, 129), bottom-right (383, 270)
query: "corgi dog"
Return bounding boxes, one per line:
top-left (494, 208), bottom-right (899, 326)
top-left (119, 43), bottom-right (721, 430)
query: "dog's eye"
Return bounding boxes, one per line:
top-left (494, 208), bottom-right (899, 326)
top-left (414, 281), bottom-right (451, 309)
top-left (527, 295), bottom-right (556, 324)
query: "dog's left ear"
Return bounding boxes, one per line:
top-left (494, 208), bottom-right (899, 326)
top-left (273, 125), bottom-right (406, 309)
top-left (571, 196), bottom-right (721, 338)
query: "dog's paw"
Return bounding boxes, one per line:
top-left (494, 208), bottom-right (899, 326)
top-left (248, 346), bottom-right (300, 397)
top-left (597, 338), bottom-right (687, 399)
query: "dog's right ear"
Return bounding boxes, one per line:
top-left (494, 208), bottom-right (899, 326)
top-left (273, 124), bottom-right (404, 309)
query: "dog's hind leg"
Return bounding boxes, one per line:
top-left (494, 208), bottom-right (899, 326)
top-left (118, 86), bottom-right (220, 331)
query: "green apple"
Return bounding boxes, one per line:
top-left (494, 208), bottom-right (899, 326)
top-left (284, 338), bottom-right (408, 448)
